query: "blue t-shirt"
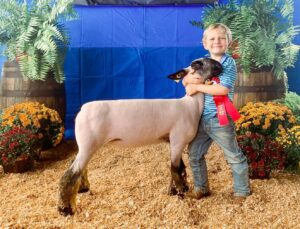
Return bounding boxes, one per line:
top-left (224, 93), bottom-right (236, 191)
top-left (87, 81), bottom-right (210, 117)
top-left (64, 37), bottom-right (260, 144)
top-left (201, 54), bottom-right (237, 119)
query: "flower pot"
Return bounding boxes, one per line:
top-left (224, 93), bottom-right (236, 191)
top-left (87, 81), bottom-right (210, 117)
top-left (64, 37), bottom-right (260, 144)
top-left (2, 158), bottom-right (34, 173)
top-left (0, 61), bottom-right (66, 121)
top-left (233, 68), bottom-right (286, 109)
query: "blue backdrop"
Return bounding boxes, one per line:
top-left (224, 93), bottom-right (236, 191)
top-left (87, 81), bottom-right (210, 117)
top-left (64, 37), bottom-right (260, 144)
top-left (63, 4), bottom-right (210, 138)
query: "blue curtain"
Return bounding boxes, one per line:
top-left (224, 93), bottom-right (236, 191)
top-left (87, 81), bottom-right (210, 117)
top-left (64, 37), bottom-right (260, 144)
top-left (63, 5), bottom-right (208, 138)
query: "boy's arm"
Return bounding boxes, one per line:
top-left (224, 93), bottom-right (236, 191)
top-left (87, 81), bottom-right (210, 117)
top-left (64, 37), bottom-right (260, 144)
top-left (182, 72), bottom-right (230, 96)
top-left (183, 56), bottom-right (236, 96)
top-left (185, 83), bottom-right (229, 96)
top-left (182, 74), bottom-right (203, 86)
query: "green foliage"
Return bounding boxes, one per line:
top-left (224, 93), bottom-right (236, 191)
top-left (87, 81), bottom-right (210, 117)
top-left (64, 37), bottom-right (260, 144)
top-left (192, 0), bottom-right (300, 78)
top-left (0, 0), bottom-right (78, 82)
top-left (275, 92), bottom-right (300, 123)
top-left (191, 0), bottom-right (239, 30)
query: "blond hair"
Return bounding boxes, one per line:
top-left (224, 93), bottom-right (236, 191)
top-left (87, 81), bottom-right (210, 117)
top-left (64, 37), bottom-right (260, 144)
top-left (203, 23), bottom-right (232, 43)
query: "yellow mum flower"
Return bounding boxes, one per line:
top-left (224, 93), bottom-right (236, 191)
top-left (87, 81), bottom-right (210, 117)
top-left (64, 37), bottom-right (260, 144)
top-left (253, 119), bottom-right (260, 126)
top-left (1, 101), bottom-right (64, 147)
top-left (242, 122), bottom-right (251, 129)
top-left (236, 101), bottom-right (297, 138)
top-left (288, 117), bottom-right (297, 123)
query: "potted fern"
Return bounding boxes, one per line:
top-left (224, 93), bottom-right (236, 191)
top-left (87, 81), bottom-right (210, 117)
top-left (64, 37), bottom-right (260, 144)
top-left (0, 0), bottom-right (77, 82)
top-left (0, 0), bottom-right (77, 118)
top-left (191, 0), bottom-right (300, 108)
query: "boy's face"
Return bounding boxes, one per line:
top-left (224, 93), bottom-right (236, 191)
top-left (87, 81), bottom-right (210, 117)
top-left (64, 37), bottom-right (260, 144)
top-left (202, 28), bottom-right (229, 57)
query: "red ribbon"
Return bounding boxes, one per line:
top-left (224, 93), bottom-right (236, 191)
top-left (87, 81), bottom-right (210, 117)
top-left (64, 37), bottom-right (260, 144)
top-left (211, 77), bottom-right (241, 126)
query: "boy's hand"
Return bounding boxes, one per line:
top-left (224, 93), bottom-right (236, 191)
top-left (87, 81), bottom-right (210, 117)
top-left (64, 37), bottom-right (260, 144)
top-left (185, 84), bottom-right (199, 96)
top-left (182, 74), bottom-right (203, 86)
top-left (205, 79), bottom-right (214, 85)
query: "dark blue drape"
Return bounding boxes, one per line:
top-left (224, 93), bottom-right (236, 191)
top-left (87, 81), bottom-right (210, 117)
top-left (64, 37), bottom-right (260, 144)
top-left (63, 5), bottom-right (208, 138)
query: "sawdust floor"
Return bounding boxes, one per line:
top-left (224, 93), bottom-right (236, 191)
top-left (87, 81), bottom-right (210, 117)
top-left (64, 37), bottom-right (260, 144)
top-left (0, 142), bottom-right (300, 228)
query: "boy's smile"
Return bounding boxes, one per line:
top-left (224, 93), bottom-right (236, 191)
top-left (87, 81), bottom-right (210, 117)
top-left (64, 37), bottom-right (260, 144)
top-left (203, 28), bottom-right (229, 60)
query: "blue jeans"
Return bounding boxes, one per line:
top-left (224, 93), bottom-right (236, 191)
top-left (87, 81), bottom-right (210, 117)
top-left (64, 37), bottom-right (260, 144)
top-left (188, 116), bottom-right (250, 196)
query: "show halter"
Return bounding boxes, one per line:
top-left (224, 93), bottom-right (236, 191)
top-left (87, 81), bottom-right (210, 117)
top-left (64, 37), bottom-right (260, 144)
top-left (211, 77), bottom-right (241, 126)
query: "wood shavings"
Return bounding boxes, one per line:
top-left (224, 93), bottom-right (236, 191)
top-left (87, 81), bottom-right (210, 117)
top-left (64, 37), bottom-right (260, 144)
top-left (0, 142), bottom-right (300, 228)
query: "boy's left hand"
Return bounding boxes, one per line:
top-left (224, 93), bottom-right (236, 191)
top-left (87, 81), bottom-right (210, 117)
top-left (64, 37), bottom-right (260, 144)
top-left (185, 84), bottom-right (199, 96)
top-left (183, 74), bottom-right (203, 85)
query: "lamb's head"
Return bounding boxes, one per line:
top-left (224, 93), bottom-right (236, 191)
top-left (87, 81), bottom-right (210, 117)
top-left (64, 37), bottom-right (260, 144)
top-left (168, 58), bottom-right (223, 83)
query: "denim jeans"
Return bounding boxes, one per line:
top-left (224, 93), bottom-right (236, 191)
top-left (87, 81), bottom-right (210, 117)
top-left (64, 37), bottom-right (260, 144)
top-left (188, 116), bottom-right (250, 196)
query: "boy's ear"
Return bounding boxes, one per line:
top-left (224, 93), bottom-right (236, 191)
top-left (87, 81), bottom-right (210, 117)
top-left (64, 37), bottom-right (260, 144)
top-left (202, 38), bottom-right (208, 50)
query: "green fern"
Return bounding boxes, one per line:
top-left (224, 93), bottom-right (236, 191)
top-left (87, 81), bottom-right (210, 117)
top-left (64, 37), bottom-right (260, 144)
top-left (192, 0), bottom-right (300, 79)
top-left (191, 0), bottom-right (240, 30)
top-left (0, 0), bottom-right (78, 82)
top-left (275, 92), bottom-right (300, 123)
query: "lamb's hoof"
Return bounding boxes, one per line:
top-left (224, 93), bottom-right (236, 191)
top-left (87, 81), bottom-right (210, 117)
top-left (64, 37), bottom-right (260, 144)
top-left (175, 185), bottom-right (189, 199)
top-left (58, 206), bottom-right (75, 216)
top-left (168, 187), bottom-right (186, 199)
top-left (183, 184), bottom-right (189, 193)
top-left (177, 191), bottom-right (185, 199)
top-left (167, 185), bottom-right (178, 196)
top-left (78, 187), bottom-right (90, 193)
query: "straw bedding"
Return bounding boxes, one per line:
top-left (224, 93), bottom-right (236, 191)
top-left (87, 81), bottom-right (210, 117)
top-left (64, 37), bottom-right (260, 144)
top-left (0, 141), bottom-right (300, 228)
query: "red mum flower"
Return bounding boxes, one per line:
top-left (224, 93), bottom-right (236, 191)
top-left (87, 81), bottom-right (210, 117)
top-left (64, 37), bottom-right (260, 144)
top-left (251, 162), bottom-right (258, 169)
top-left (258, 160), bottom-right (265, 167)
top-left (9, 142), bottom-right (18, 150)
top-left (248, 152), bottom-right (257, 160)
top-left (258, 170), bottom-right (266, 177)
top-left (278, 162), bottom-right (285, 170)
top-left (245, 146), bottom-right (254, 153)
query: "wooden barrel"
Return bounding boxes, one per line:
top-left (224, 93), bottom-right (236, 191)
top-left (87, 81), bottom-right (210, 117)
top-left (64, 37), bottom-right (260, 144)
top-left (233, 69), bottom-right (286, 109)
top-left (0, 61), bottom-right (66, 120)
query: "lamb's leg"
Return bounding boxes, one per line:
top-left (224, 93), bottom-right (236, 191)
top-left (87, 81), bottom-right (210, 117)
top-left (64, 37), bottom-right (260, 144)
top-left (180, 159), bottom-right (189, 192)
top-left (58, 147), bottom-right (95, 216)
top-left (168, 177), bottom-right (177, 195)
top-left (58, 167), bottom-right (81, 216)
top-left (169, 140), bottom-right (189, 197)
top-left (168, 158), bottom-right (189, 195)
top-left (67, 159), bottom-right (90, 193)
top-left (78, 168), bottom-right (90, 193)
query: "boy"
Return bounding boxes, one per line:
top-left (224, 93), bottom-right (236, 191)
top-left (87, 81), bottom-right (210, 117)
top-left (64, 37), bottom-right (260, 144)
top-left (183, 23), bottom-right (251, 200)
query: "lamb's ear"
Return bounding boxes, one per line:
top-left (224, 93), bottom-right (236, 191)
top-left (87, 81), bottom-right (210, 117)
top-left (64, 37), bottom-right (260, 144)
top-left (191, 60), bottom-right (203, 70)
top-left (167, 69), bottom-right (188, 82)
top-left (212, 62), bottom-right (223, 76)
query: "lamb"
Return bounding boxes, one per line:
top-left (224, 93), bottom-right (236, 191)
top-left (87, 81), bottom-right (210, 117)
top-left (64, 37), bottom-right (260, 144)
top-left (58, 58), bottom-right (223, 216)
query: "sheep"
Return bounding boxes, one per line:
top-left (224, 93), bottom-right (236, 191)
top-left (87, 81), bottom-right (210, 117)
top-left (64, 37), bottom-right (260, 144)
top-left (58, 58), bottom-right (223, 216)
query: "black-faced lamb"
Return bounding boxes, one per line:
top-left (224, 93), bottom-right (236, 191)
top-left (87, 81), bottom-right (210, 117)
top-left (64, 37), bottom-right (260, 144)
top-left (58, 58), bottom-right (223, 216)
